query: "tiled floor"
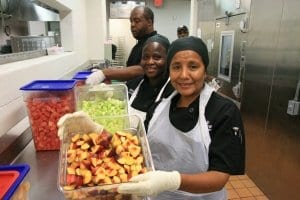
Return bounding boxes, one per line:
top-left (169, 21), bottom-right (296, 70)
top-left (226, 175), bottom-right (269, 200)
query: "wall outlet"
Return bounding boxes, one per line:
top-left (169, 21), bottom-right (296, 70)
top-left (287, 100), bottom-right (300, 116)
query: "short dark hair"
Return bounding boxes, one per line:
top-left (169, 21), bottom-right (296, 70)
top-left (177, 25), bottom-right (189, 33)
top-left (143, 6), bottom-right (154, 23)
top-left (134, 5), bottom-right (154, 24)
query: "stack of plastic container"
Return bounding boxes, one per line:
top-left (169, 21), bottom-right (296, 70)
top-left (72, 71), bottom-right (92, 86)
top-left (0, 164), bottom-right (30, 200)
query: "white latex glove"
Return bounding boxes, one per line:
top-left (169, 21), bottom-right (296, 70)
top-left (117, 170), bottom-right (181, 196)
top-left (57, 111), bottom-right (104, 140)
top-left (85, 70), bottom-right (106, 85)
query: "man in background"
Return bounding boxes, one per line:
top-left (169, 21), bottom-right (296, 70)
top-left (87, 6), bottom-right (160, 84)
top-left (177, 25), bottom-right (189, 38)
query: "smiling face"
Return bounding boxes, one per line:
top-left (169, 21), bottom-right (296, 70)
top-left (141, 42), bottom-right (167, 83)
top-left (130, 7), bottom-right (153, 40)
top-left (169, 50), bottom-right (206, 106)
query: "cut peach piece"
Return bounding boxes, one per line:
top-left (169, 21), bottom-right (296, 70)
top-left (91, 157), bottom-right (102, 167)
top-left (103, 176), bottom-right (112, 184)
top-left (71, 133), bottom-right (80, 142)
top-left (82, 169), bottom-right (92, 184)
top-left (75, 168), bottom-right (81, 176)
top-left (105, 168), bottom-right (118, 177)
top-left (89, 133), bottom-right (99, 145)
top-left (119, 173), bottom-right (128, 182)
top-left (111, 134), bottom-right (121, 147)
top-left (130, 135), bottom-right (139, 145)
top-left (130, 170), bottom-right (139, 177)
top-left (121, 156), bottom-right (135, 165)
top-left (103, 157), bottom-right (114, 163)
top-left (91, 145), bottom-right (101, 153)
top-left (68, 142), bottom-right (77, 150)
top-left (67, 167), bottom-right (76, 175)
top-left (79, 162), bottom-right (88, 170)
top-left (82, 159), bottom-right (91, 167)
top-left (131, 164), bottom-right (142, 173)
top-left (93, 173), bottom-right (106, 184)
top-left (113, 176), bottom-right (121, 183)
top-left (135, 155), bottom-right (144, 164)
top-left (70, 162), bottom-right (80, 169)
top-left (110, 162), bottom-right (121, 170)
top-left (63, 185), bottom-right (76, 190)
top-left (128, 144), bottom-right (141, 158)
top-left (115, 131), bottom-right (127, 137)
top-left (81, 143), bottom-right (90, 150)
top-left (120, 151), bottom-right (131, 157)
top-left (118, 167), bottom-right (125, 174)
top-left (125, 132), bottom-right (133, 139)
top-left (78, 151), bottom-right (89, 161)
top-left (82, 133), bottom-right (91, 141)
top-left (95, 166), bottom-right (106, 175)
top-left (123, 165), bottom-right (131, 173)
top-left (76, 140), bottom-right (85, 146)
top-left (115, 145), bottom-right (125, 155)
top-left (67, 154), bottom-right (76, 163)
top-left (98, 148), bottom-right (112, 159)
top-left (117, 157), bottom-right (126, 165)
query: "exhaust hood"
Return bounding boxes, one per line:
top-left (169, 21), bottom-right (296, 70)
top-left (8, 0), bottom-right (60, 21)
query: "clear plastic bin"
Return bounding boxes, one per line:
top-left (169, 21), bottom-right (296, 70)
top-left (75, 84), bottom-right (129, 131)
top-left (58, 114), bottom-right (154, 200)
top-left (20, 80), bottom-right (76, 151)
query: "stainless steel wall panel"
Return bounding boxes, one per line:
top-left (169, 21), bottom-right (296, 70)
top-left (197, 0), bottom-right (300, 199)
top-left (263, 0), bottom-right (300, 199)
top-left (241, 1), bottom-right (283, 189)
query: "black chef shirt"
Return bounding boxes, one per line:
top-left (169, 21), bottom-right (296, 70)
top-left (126, 31), bottom-right (157, 66)
top-left (126, 74), bottom-right (174, 112)
top-left (168, 92), bottom-right (245, 175)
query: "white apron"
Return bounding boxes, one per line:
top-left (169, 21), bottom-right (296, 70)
top-left (128, 78), bottom-right (170, 121)
top-left (147, 84), bottom-right (227, 200)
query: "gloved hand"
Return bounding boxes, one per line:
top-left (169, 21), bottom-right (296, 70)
top-left (117, 170), bottom-right (181, 196)
top-left (57, 111), bottom-right (104, 140)
top-left (85, 70), bottom-right (106, 85)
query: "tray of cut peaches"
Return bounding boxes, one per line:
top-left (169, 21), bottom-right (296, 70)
top-left (58, 115), bottom-right (154, 200)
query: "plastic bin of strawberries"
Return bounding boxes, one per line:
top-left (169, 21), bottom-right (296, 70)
top-left (58, 114), bottom-right (154, 200)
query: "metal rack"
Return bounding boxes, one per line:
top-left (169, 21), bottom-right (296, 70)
top-left (112, 36), bottom-right (126, 67)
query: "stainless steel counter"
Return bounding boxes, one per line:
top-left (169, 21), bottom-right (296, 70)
top-left (12, 140), bottom-right (65, 200)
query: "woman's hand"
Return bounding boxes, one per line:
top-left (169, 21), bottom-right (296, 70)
top-left (117, 170), bottom-right (181, 196)
top-left (57, 111), bottom-right (104, 140)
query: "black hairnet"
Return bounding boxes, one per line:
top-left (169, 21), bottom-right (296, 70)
top-left (177, 25), bottom-right (188, 33)
top-left (167, 36), bottom-right (209, 69)
top-left (143, 34), bottom-right (170, 51)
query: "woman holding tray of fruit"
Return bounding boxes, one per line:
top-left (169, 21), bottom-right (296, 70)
top-left (117, 36), bottom-right (246, 199)
top-left (57, 36), bottom-right (245, 200)
top-left (126, 34), bottom-right (174, 121)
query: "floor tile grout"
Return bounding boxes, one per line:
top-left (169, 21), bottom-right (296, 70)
top-left (227, 174), bottom-right (269, 200)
